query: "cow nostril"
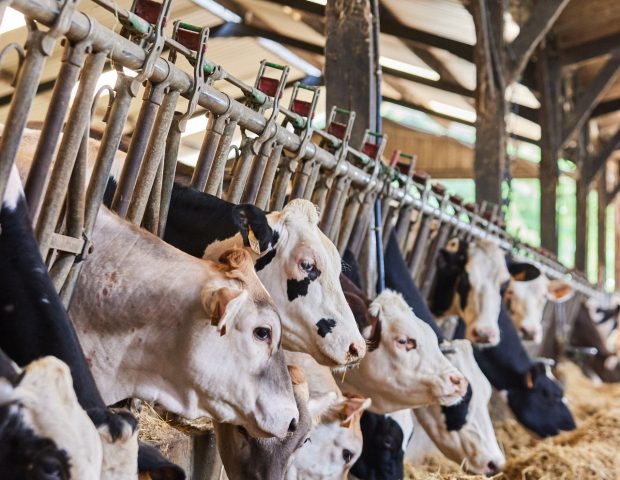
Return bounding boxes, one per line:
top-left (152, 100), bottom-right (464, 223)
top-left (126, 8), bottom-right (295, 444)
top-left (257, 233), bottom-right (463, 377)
top-left (449, 375), bottom-right (462, 386)
top-left (342, 449), bottom-right (354, 463)
top-left (348, 343), bottom-right (359, 358)
top-left (486, 461), bottom-right (498, 475)
top-left (288, 417), bottom-right (297, 433)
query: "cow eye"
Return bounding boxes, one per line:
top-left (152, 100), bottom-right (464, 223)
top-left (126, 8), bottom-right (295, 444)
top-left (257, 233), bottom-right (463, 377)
top-left (300, 260), bottom-right (316, 273)
top-left (254, 327), bottom-right (272, 342)
top-left (342, 449), bottom-right (354, 463)
top-left (396, 337), bottom-right (417, 351)
top-left (304, 437), bottom-right (312, 444)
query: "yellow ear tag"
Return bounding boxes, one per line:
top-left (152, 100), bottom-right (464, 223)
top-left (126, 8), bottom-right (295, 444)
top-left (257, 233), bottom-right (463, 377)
top-left (248, 229), bottom-right (261, 255)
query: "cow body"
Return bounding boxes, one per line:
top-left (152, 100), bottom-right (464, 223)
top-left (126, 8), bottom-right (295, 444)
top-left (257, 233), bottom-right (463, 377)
top-left (164, 184), bottom-right (366, 368)
top-left (70, 207), bottom-right (298, 439)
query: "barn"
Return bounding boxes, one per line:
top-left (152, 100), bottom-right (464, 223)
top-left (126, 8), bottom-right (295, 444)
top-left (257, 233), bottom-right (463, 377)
top-left (1, 0), bottom-right (620, 478)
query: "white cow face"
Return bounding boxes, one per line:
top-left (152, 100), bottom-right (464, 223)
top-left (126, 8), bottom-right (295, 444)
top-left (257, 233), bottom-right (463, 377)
top-left (504, 264), bottom-right (548, 343)
top-left (198, 249), bottom-right (298, 439)
top-left (204, 199), bottom-right (366, 368)
top-left (286, 395), bottom-right (369, 480)
top-left (414, 340), bottom-right (505, 476)
top-left (3, 356), bottom-right (103, 480)
top-left (436, 238), bottom-right (511, 347)
top-left (340, 290), bottom-right (468, 413)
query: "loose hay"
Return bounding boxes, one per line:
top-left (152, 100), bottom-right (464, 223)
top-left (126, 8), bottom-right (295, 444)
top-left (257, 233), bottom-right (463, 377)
top-left (408, 362), bottom-right (620, 479)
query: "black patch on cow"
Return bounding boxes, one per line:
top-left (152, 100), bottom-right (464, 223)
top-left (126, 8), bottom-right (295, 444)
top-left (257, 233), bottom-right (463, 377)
top-left (456, 273), bottom-right (471, 310)
top-left (232, 204), bottom-right (274, 253)
top-left (88, 408), bottom-right (137, 441)
top-left (441, 383), bottom-right (473, 431)
top-left (429, 238), bottom-right (469, 316)
top-left (316, 318), bottom-right (337, 337)
top-left (255, 248), bottom-right (277, 272)
top-left (138, 443), bottom-right (186, 480)
top-left (254, 231), bottom-right (280, 272)
top-left (103, 176), bottom-right (117, 208)
top-left (287, 277), bottom-right (311, 301)
top-left (0, 403), bottom-right (71, 480)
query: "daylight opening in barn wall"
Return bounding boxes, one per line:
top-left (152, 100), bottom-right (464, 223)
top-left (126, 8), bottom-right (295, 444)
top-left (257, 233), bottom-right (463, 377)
top-left (2, 0), bottom-right (620, 479)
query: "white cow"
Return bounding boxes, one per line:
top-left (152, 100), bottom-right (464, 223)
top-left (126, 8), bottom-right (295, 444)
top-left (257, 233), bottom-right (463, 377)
top-left (339, 289), bottom-right (468, 412)
top-left (408, 340), bottom-right (505, 475)
top-left (70, 207), bottom-right (298, 439)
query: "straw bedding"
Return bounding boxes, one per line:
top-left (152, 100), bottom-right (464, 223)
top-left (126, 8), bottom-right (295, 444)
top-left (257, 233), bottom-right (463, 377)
top-left (407, 362), bottom-right (620, 479)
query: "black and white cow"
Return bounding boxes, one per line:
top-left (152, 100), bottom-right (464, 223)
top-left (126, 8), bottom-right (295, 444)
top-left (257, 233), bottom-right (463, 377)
top-left (430, 237), bottom-right (513, 346)
top-left (453, 307), bottom-right (576, 437)
top-left (162, 183), bottom-right (366, 368)
top-left (0, 167), bottom-right (184, 479)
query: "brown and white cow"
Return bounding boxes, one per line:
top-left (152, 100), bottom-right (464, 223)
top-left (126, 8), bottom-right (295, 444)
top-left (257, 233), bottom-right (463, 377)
top-left (339, 280), bottom-right (468, 413)
top-left (70, 207), bottom-right (298, 439)
top-left (408, 340), bottom-right (505, 476)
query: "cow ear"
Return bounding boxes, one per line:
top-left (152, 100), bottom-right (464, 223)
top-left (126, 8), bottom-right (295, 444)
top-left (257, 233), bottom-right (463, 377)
top-left (231, 204), bottom-right (274, 254)
top-left (508, 262), bottom-right (541, 282)
top-left (339, 395), bottom-right (372, 428)
top-left (546, 280), bottom-right (575, 302)
top-left (138, 443), bottom-right (186, 480)
top-left (308, 391), bottom-right (339, 425)
top-left (202, 286), bottom-right (243, 336)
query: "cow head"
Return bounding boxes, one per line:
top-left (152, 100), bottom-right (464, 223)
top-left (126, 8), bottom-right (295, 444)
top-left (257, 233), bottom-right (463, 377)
top-left (414, 340), bottom-right (505, 476)
top-left (350, 411), bottom-right (406, 480)
top-left (214, 365), bottom-right (314, 480)
top-left (204, 199), bottom-right (366, 368)
top-left (0, 355), bottom-right (103, 479)
top-left (286, 394), bottom-right (370, 480)
top-left (341, 290), bottom-right (468, 412)
top-left (507, 362), bottom-right (576, 437)
top-left (504, 261), bottom-right (547, 343)
top-left (433, 238), bottom-right (511, 347)
top-left (198, 249), bottom-right (298, 438)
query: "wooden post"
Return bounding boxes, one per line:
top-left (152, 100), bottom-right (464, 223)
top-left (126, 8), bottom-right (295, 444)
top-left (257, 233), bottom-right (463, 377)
top-left (598, 165), bottom-right (607, 287)
top-left (575, 128), bottom-right (589, 273)
top-left (537, 43), bottom-right (561, 254)
top-left (325, 0), bottom-right (377, 145)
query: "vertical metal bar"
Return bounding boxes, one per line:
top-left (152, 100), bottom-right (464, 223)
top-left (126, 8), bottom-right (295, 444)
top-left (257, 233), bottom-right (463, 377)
top-left (408, 215), bottom-right (432, 280)
top-left (319, 175), bottom-right (346, 235)
top-left (205, 118), bottom-right (236, 196)
top-left (337, 194), bottom-right (362, 254)
top-left (158, 112), bottom-right (182, 237)
top-left (394, 204), bottom-right (415, 251)
top-left (143, 156), bottom-right (163, 234)
top-left (84, 75), bottom-right (137, 232)
top-left (347, 193), bottom-right (376, 257)
top-left (226, 138), bottom-right (254, 204)
top-left (25, 40), bottom-right (87, 217)
top-left (374, 199), bottom-right (385, 292)
top-left (190, 112), bottom-right (224, 192)
top-left (289, 158), bottom-right (313, 200)
top-left (0, 31), bottom-right (49, 205)
top-left (36, 51), bottom-right (107, 259)
top-left (127, 89), bottom-right (180, 225)
top-left (242, 140), bottom-right (275, 204)
top-left (270, 156), bottom-right (294, 211)
top-left (303, 161), bottom-right (322, 200)
top-left (111, 82), bottom-right (161, 217)
top-left (50, 127), bottom-right (88, 300)
top-left (328, 180), bottom-right (351, 241)
top-left (420, 224), bottom-right (452, 297)
top-left (255, 143), bottom-right (283, 210)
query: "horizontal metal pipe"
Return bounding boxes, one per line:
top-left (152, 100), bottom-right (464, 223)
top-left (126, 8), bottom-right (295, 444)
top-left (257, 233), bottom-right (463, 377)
top-left (9, 0), bottom-right (605, 301)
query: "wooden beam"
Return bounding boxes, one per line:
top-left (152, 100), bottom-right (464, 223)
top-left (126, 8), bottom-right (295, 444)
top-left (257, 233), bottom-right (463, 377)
top-left (561, 51), bottom-right (620, 149)
top-left (575, 127), bottom-right (589, 272)
top-left (560, 33), bottom-right (620, 68)
top-left (597, 165), bottom-right (607, 287)
top-left (404, 42), bottom-right (463, 87)
top-left (381, 66), bottom-right (472, 97)
top-left (468, 0), bottom-right (506, 204)
top-left (592, 98), bottom-right (620, 118)
top-left (505, 0), bottom-right (570, 85)
top-left (325, 0), bottom-right (377, 145)
top-left (537, 43), bottom-right (561, 255)
top-left (585, 125), bottom-right (620, 184)
top-left (265, 0), bottom-right (475, 61)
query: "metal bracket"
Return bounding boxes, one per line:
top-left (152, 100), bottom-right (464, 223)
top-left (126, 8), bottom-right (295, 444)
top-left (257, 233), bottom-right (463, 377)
top-left (0, 43), bottom-right (25, 86)
top-left (38, 0), bottom-right (78, 56)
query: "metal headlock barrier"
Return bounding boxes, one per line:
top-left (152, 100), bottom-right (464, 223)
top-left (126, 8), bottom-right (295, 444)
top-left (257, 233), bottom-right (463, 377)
top-left (1, 0), bottom-right (609, 310)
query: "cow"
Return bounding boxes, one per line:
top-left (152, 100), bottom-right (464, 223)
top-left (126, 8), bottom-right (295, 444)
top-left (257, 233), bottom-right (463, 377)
top-left (70, 206), bottom-right (298, 439)
top-left (0, 350), bottom-right (102, 479)
top-left (349, 410), bottom-right (409, 480)
top-left (408, 340), bottom-right (505, 476)
top-left (10, 127), bottom-right (366, 369)
top-left (429, 237), bottom-right (514, 346)
top-left (0, 166), bottom-right (182, 479)
top-left (338, 276), bottom-right (468, 412)
top-left (163, 184), bottom-right (367, 368)
top-left (453, 307), bottom-right (576, 437)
